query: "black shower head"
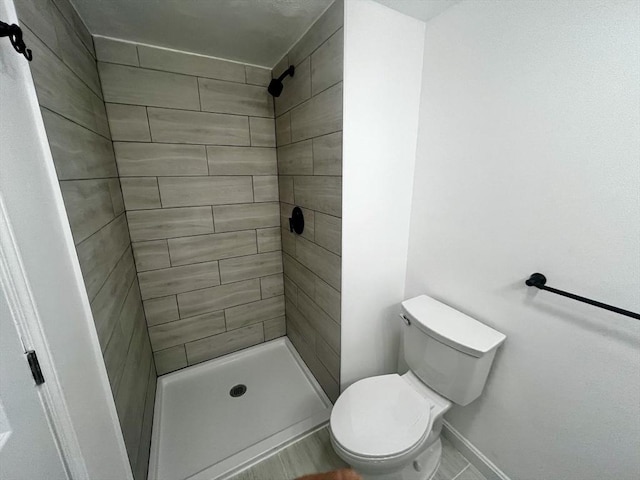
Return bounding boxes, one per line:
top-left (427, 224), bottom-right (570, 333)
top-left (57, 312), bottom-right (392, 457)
top-left (268, 65), bottom-right (295, 97)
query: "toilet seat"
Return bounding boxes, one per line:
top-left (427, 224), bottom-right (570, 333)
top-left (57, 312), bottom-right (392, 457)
top-left (330, 374), bottom-right (433, 459)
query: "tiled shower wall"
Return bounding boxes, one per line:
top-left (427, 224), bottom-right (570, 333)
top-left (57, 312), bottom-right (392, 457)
top-left (273, 0), bottom-right (344, 401)
top-left (15, 0), bottom-right (155, 477)
top-left (95, 38), bottom-right (286, 375)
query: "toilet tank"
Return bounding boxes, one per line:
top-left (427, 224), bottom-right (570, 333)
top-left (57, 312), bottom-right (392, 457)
top-left (401, 295), bottom-right (506, 406)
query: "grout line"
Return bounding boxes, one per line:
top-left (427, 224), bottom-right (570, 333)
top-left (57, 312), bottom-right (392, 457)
top-left (145, 106), bottom-right (153, 141)
top-left (196, 77), bottom-right (203, 111)
top-left (40, 106), bottom-right (112, 142)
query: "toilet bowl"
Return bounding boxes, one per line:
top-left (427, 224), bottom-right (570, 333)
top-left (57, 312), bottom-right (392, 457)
top-left (329, 295), bottom-right (506, 480)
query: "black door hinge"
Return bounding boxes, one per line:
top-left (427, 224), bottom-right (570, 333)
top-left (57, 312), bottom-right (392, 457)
top-left (26, 350), bottom-right (45, 385)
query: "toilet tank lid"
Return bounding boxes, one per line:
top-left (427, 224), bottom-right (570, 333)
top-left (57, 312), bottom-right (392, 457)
top-left (401, 295), bottom-right (506, 357)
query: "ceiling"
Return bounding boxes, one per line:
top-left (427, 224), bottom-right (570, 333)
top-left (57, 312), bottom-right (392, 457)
top-left (374, 0), bottom-right (461, 22)
top-left (70, 0), bottom-right (333, 68)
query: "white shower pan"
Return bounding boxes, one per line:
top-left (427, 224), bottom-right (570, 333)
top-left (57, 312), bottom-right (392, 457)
top-left (148, 338), bottom-right (332, 480)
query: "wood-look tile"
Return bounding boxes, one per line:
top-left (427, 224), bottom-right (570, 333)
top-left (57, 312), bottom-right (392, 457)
top-left (99, 62), bottom-right (200, 110)
top-left (138, 45), bottom-right (245, 82)
top-left (108, 179), bottom-right (125, 216)
top-left (199, 78), bottom-right (273, 117)
top-left (41, 108), bottom-right (117, 180)
top-left (282, 253), bottom-right (315, 298)
top-left (120, 177), bottom-right (161, 210)
top-left (76, 215), bottom-right (130, 300)
top-left (250, 117), bottom-right (276, 147)
top-left (278, 176), bottom-right (294, 204)
top-left (283, 275), bottom-right (298, 304)
top-left (280, 203), bottom-right (314, 240)
top-left (143, 296), bottom-right (179, 327)
top-left (134, 366), bottom-right (157, 480)
top-left (454, 466), bottom-right (487, 480)
top-left (316, 335), bottom-right (340, 382)
top-left (274, 57), bottom-right (311, 116)
top-left (148, 107), bottom-right (250, 145)
top-left (219, 251), bottom-right (283, 284)
top-left (297, 290), bottom-right (340, 354)
top-left (277, 140), bottom-right (313, 175)
top-left (278, 428), bottom-right (346, 478)
top-left (288, 0), bottom-right (343, 67)
top-left (260, 274), bottom-right (284, 299)
top-left (94, 37), bottom-right (139, 66)
top-left (114, 143), bottom-right (207, 177)
top-left (311, 28), bottom-right (343, 96)
top-left (256, 227), bottom-right (281, 253)
top-left (177, 279), bottom-right (261, 318)
top-left (294, 175), bottom-right (342, 217)
top-left (230, 451), bottom-right (286, 480)
top-left (213, 202), bottom-right (279, 232)
top-left (154, 345), bottom-right (188, 375)
top-left (127, 206), bottom-right (214, 242)
top-left (105, 104), bottom-right (151, 142)
top-left (433, 437), bottom-right (471, 480)
top-left (103, 322), bottom-right (127, 392)
top-left (117, 279), bottom-right (145, 342)
top-left (286, 299), bottom-right (316, 348)
top-left (138, 261), bottom-right (220, 300)
top-left (313, 131), bottom-right (342, 175)
top-left (245, 65), bottom-right (272, 86)
top-left (158, 176), bottom-right (253, 207)
top-left (281, 227), bottom-right (296, 256)
top-left (207, 146), bottom-right (277, 175)
top-left (263, 316), bottom-right (286, 341)
top-left (167, 231), bottom-right (257, 266)
top-left (15, 0), bottom-right (61, 56)
top-left (186, 323), bottom-right (264, 365)
top-left (59, 179), bottom-right (116, 244)
top-left (225, 295), bottom-right (285, 330)
top-left (51, 0), bottom-right (93, 54)
top-left (314, 212), bottom-right (341, 255)
top-left (132, 240), bottom-right (171, 272)
top-left (149, 310), bottom-right (226, 351)
top-left (314, 278), bottom-right (341, 324)
top-left (295, 237), bottom-right (341, 291)
top-left (290, 83), bottom-right (342, 143)
top-left (253, 176), bottom-right (279, 202)
top-left (275, 112), bottom-right (292, 146)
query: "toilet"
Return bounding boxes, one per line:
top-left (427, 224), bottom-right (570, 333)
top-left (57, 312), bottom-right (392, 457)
top-left (329, 295), bottom-right (506, 480)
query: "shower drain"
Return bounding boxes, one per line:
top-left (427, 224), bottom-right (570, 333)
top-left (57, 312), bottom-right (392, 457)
top-left (229, 384), bottom-right (247, 398)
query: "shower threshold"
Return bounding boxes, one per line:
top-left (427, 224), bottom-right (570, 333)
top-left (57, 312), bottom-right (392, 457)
top-left (147, 338), bottom-right (333, 480)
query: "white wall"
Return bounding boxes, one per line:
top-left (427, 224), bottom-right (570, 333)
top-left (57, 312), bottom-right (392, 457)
top-left (405, 1), bottom-right (640, 479)
top-left (341, 0), bottom-right (425, 389)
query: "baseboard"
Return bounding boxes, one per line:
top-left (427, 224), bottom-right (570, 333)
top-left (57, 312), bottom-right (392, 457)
top-left (442, 420), bottom-right (511, 480)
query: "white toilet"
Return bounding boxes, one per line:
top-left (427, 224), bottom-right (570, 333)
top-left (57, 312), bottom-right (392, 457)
top-left (329, 295), bottom-right (506, 480)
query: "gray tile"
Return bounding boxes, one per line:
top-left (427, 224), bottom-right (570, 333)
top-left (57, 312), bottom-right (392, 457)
top-left (295, 237), bottom-right (341, 291)
top-left (314, 278), bottom-right (341, 324)
top-left (51, 0), bottom-right (93, 53)
top-left (127, 206), bottom-right (214, 242)
top-left (76, 215), bottom-right (130, 300)
top-left (311, 28), bottom-right (343, 96)
top-left (253, 176), bottom-right (279, 202)
top-left (283, 253), bottom-right (315, 298)
top-left (263, 316), bottom-right (286, 341)
top-left (158, 176), bottom-right (253, 207)
top-left (219, 251), bottom-right (283, 284)
top-left (108, 179), bottom-right (125, 216)
top-left (186, 323), bottom-right (264, 365)
top-left (245, 65), bottom-right (272, 86)
top-left (288, 0), bottom-right (343, 66)
top-left (177, 279), bottom-right (261, 318)
top-left (313, 131), bottom-right (342, 176)
top-left (105, 104), bottom-right (151, 142)
top-left (260, 274), bottom-right (284, 299)
top-left (286, 299), bottom-right (316, 349)
top-left (134, 366), bottom-right (157, 480)
top-left (290, 83), bottom-right (342, 143)
top-left (283, 275), bottom-right (298, 304)
top-left (314, 212), bottom-right (341, 255)
top-left (274, 57), bottom-right (311, 117)
top-left (433, 437), bottom-right (471, 480)
top-left (297, 290), bottom-right (340, 354)
top-left (148, 107), bottom-right (250, 145)
top-left (99, 62), bottom-right (200, 110)
top-left (278, 176), bottom-right (294, 204)
top-left (168, 231), bottom-right (257, 266)
top-left (15, 0), bottom-right (61, 56)
top-left (143, 296), bottom-right (179, 327)
top-left (278, 140), bottom-right (313, 175)
top-left (316, 335), bottom-right (340, 382)
top-left (59, 179), bottom-right (116, 244)
top-left (256, 227), bottom-right (281, 253)
top-left (115, 143), bottom-right (207, 177)
top-left (149, 310), bottom-right (226, 351)
top-left (207, 146), bottom-right (277, 176)
top-left (294, 175), bottom-right (342, 217)
top-left (250, 117), bottom-right (276, 147)
top-left (138, 261), bottom-right (220, 300)
top-left (132, 240), bottom-right (171, 272)
top-left (281, 227), bottom-right (296, 256)
top-left (225, 295), bottom-right (285, 330)
top-left (103, 323), bottom-right (127, 392)
top-left (199, 78), bottom-right (273, 117)
top-left (280, 203), bottom-right (314, 241)
top-left (275, 112), bottom-right (292, 146)
top-left (230, 452), bottom-right (285, 480)
top-left (41, 108), bottom-right (117, 180)
top-left (213, 202), bottom-right (279, 233)
top-left (120, 177), bottom-right (161, 210)
top-left (154, 345), bottom-right (188, 375)
top-left (138, 45), bottom-right (245, 82)
top-left (94, 37), bottom-right (139, 66)
top-left (117, 280), bottom-right (145, 342)
top-left (278, 428), bottom-right (346, 478)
